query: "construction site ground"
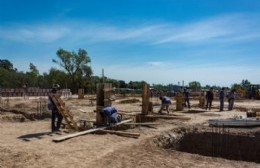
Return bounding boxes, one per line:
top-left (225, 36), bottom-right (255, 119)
top-left (0, 96), bottom-right (260, 168)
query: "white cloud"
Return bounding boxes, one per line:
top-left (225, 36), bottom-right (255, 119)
top-left (0, 25), bottom-right (70, 43)
top-left (155, 14), bottom-right (260, 44)
top-left (0, 14), bottom-right (259, 45)
top-left (146, 61), bottom-right (168, 67)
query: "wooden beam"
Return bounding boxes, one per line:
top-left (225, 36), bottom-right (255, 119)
top-left (53, 119), bottom-right (133, 142)
top-left (118, 112), bottom-right (142, 116)
top-left (122, 122), bottom-right (159, 125)
top-left (144, 115), bottom-right (191, 120)
top-left (97, 130), bottom-right (140, 138)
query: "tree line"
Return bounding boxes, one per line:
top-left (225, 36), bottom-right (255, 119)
top-left (0, 48), bottom-right (251, 94)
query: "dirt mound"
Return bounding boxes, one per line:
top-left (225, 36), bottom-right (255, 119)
top-left (119, 98), bottom-right (140, 104)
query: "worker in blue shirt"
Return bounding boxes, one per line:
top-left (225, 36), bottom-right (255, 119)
top-left (159, 96), bottom-right (171, 114)
top-left (101, 106), bottom-right (122, 126)
top-left (219, 87), bottom-right (225, 111)
top-left (183, 88), bottom-right (191, 108)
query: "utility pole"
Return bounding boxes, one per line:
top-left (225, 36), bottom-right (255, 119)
top-left (102, 68), bottom-right (105, 83)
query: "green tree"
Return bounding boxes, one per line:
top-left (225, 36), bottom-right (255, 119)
top-left (241, 79), bottom-right (251, 88)
top-left (188, 81), bottom-right (201, 92)
top-left (0, 59), bottom-right (14, 71)
top-left (25, 63), bottom-right (39, 87)
top-left (128, 81), bottom-right (147, 89)
top-left (118, 80), bottom-right (127, 88)
top-left (53, 48), bottom-right (92, 93)
top-left (43, 68), bottom-right (68, 88)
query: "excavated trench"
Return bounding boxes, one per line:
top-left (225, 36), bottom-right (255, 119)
top-left (156, 126), bottom-right (260, 163)
top-left (0, 107), bottom-right (51, 122)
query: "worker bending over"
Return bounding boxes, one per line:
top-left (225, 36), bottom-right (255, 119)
top-left (101, 106), bottom-right (122, 126)
top-left (159, 96), bottom-right (171, 114)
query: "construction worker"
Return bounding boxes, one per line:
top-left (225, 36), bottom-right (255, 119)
top-left (228, 89), bottom-right (236, 110)
top-left (159, 96), bottom-right (171, 114)
top-left (101, 106), bottom-right (122, 126)
top-left (219, 87), bottom-right (225, 111)
top-left (205, 88), bottom-right (214, 110)
top-left (183, 88), bottom-right (191, 108)
top-left (48, 84), bottom-right (63, 132)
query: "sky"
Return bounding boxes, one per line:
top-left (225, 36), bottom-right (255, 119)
top-left (0, 0), bottom-right (260, 87)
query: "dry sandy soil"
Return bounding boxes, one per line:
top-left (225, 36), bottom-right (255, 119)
top-left (0, 96), bottom-right (260, 168)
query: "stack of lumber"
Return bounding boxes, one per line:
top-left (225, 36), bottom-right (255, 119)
top-left (49, 94), bottom-right (78, 130)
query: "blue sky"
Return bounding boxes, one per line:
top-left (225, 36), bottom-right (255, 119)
top-left (0, 0), bottom-right (260, 87)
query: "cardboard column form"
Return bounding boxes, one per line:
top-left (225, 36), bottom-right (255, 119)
top-left (78, 89), bottom-right (84, 99)
top-left (176, 92), bottom-right (183, 111)
top-left (199, 91), bottom-right (206, 108)
top-left (96, 83), bottom-right (112, 126)
top-left (142, 84), bottom-right (150, 114)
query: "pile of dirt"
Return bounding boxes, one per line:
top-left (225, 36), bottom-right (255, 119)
top-left (119, 98), bottom-right (140, 104)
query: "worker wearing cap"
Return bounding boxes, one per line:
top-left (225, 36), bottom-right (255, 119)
top-left (48, 84), bottom-right (63, 132)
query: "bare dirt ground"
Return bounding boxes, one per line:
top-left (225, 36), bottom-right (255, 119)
top-left (0, 96), bottom-right (260, 168)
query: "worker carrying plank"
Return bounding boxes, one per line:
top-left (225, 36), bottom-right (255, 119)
top-left (101, 106), bottom-right (122, 126)
top-left (48, 84), bottom-right (63, 132)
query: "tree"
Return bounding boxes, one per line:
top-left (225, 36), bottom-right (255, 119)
top-left (118, 80), bottom-right (127, 88)
top-left (241, 79), bottom-right (251, 88)
top-left (43, 68), bottom-right (68, 88)
top-left (188, 81), bottom-right (201, 92)
top-left (0, 59), bottom-right (14, 71)
top-left (53, 48), bottom-right (92, 93)
top-left (25, 63), bottom-right (39, 87)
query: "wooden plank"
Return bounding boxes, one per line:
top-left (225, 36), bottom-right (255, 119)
top-left (118, 112), bottom-right (142, 116)
top-left (144, 115), bottom-right (191, 120)
top-left (122, 122), bottom-right (159, 125)
top-left (53, 119), bottom-right (133, 142)
top-left (98, 130), bottom-right (140, 138)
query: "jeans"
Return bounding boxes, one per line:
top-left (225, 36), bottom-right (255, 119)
top-left (228, 99), bottom-right (234, 110)
top-left (184, 98), bottom-right (190, 108)
top-left (220, 99), bottom-right (224, 111)
top-left (51, 110), bottom-right (63, 131)
top-left (206, 99), bottom-right (212, 110)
